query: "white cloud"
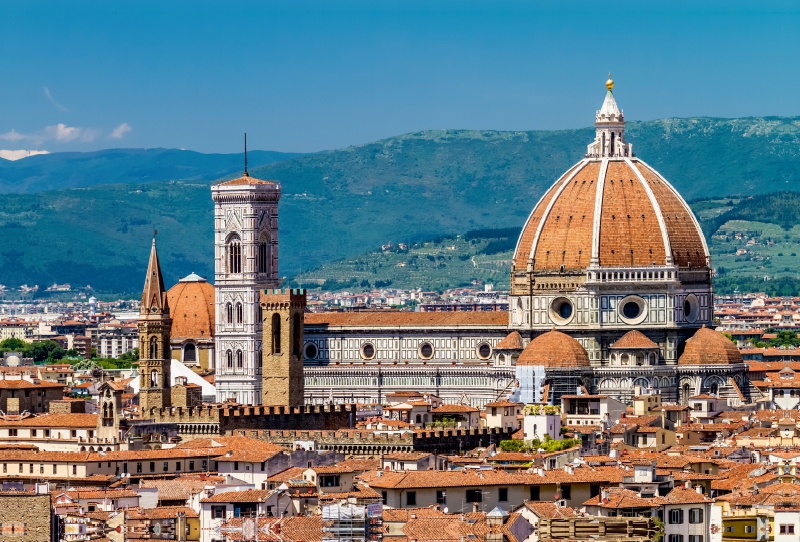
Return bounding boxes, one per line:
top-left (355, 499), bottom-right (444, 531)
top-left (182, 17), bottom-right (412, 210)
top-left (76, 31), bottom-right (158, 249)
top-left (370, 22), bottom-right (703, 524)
top-left (0, 124), bottom-right (97, 145)
top-left (44, 87), bottom-right (69, 112)
top-left (0, 150), bottom-right (49, 161)
top-left (0, 130), bottom-right (26, 142)
top-left (111, 122), bottom-right (132, 139)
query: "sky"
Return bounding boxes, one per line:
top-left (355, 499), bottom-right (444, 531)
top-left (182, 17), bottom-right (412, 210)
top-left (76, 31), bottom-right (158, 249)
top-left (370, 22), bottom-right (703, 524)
top-left (2, 1), bottom-right (800, 154)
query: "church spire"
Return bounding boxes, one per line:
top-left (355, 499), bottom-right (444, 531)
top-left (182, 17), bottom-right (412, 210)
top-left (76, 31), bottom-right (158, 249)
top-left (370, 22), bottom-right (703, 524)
top-left (141, 234), bottom-right (169, 315)
top-left (586, 73), bottom-right (633, 158)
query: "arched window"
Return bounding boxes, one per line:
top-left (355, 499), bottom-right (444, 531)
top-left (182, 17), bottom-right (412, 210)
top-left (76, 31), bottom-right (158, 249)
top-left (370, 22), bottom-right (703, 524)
top-left (150, 370), bottom-right (158, 387)
top-left (610, 132), bottom-right (616, 155)
top-left (236, 303), bottom-right (243, 324)
top-left (228, 235), bottom-right (242, 274)
top-left (226, 350), bottom-right (233, 369)
top-left (236, 350), bottom-right (243, 369)
top-left (150, 337), bottom-right (158, 359)
top-left (710, 382), bottom-right (719, 396)
top-left (257, 350), bottom-right (262, 369)
top-left (272, 313), bottom-right (281, 354)
top-left (258, 234), bottom-right (269, 274)
top-left (292, 313), bottom-right (302, 356)
top-left (226, 303), bottom-right (233, 324)
top-left (183, 343), bottom-right (196, 363)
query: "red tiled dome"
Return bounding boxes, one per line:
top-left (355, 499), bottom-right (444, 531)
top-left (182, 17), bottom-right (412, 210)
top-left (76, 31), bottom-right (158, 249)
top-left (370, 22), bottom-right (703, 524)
top-left (512, 159), bottom-right (708, 276)
top-left (678, 326), bottom-right (743, 365)
top-left (517, 329), bottom-right (590, 368)
top-left (167, 275), bottom-right (215, 339)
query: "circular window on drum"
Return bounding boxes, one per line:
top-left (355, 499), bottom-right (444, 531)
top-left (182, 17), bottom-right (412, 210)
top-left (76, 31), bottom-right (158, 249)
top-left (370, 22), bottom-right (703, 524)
top-left (683, 294), bottom-right (700, 324)
top-left (304, 342), bottom-right (318, 360)
top-left (549, 297), bottom-right (575, 325)
top-left (418, 342), bottom-right (434, 360)
top-left (476, 342), bottom-right (492, 360)
top-left (618, 295), bottom-right (648, 325)
top-left (360, 343), bottom-right (376, 360)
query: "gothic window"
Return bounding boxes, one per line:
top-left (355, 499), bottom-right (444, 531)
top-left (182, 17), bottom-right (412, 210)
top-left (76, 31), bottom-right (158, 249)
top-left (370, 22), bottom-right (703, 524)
top-left (226, 350), bottom-right (233, 369)
top-left (236, 303), bottom-right (243, 324)
top-left (226, 303), bottom-right (233, 324)
top-left (228, 235), bottom-right (242, 274)
top-left (150, 370), bottom-right (158, 387)
top-left (183, 343), bottom-right (196, 363)
top-left (258, 234), bottom-right (269, 274)
top-left (272, 313), bottom-right (281, 354)
top-left (150, 337), bottom-right (158, 359)
top-left (292, 313), bottom-right (302, 356)
top-left (236, 350), bottom-right (243, 369)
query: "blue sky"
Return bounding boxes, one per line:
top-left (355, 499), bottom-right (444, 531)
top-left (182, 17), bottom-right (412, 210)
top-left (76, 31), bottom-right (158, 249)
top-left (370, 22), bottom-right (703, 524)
top-left (2, 1), bottom-right (800, 154)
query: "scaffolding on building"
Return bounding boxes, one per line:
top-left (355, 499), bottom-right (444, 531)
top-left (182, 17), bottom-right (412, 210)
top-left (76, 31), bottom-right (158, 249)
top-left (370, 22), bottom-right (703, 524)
top-left (322, 497), bottom-right (383, 542)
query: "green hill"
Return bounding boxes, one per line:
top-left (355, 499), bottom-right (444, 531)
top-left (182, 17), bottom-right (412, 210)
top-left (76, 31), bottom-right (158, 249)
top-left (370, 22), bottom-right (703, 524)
top-left (6, 116), bottom-right (800, 295)
top-left (0, 148), bottom-right (303, 193)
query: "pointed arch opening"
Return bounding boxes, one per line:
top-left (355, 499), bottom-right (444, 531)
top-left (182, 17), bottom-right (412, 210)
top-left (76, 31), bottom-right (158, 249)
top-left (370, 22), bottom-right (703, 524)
top-left (226, 350), bottom-right (233, 369)
top-left (271, 313), bottom-right (281, 354)
top-left (227, 234), bottom-right (242, 274)
top-left (292, 313), bottom-right (302, 356)
top-left (258, 232), bottom-right (270, 274)
top-left (149, 337), bottom-right (158, 359)
top-left (236, 303), bottom-right (243, 324)
top-left (236, 349), bottom-right (243, 369)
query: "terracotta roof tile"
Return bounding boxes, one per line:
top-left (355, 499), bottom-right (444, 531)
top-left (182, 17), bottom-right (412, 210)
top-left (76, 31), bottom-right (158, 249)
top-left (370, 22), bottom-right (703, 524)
top-left (517, 330), bottom-right (590, 368)
top-left (678, 326), bottom-right (743, 365)
top-left (610, 330), bottom-right (659, 349)
top-left (495, 331), bottom-right (524, 350)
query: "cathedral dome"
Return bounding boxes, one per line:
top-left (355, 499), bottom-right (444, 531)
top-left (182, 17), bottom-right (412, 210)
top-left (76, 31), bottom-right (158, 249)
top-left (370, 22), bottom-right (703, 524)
top-left (678, 326), bottom-right (743, 366)
top-left (517, 329), bottom-right (590, 368)
top-left (167, 273), bottom-right (215, 340)
top-left (512, 83), bottom-right (709, 277)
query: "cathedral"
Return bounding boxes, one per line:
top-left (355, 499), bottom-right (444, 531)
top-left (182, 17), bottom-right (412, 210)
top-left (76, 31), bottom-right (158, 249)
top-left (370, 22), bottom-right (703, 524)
top-left (146, 76), bottom-right (754, 408)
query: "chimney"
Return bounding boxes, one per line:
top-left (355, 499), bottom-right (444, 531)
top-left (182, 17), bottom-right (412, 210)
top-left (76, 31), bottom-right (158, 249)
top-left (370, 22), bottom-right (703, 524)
top-left (472, 502), bottom-right (479, 513)
top-left (695, 486), bottom-right (703, 494)
top-left (684, 481), bottom-right (691, 489)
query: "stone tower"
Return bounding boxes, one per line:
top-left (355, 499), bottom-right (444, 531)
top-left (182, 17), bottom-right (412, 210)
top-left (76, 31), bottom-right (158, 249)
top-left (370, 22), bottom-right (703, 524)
top-left (96, 381), bottom-right (123, 442)
top-left (260, 289), bottom-right (306, 407)
top-left (212, 172), bottom-right (281, 404)
top-left (138, 237), bottom-right (173, 413)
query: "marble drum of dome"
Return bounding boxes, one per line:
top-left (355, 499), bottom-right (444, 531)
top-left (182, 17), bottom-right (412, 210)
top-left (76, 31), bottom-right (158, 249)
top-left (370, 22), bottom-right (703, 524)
top-left (509, 76), bottom-right (712, 334)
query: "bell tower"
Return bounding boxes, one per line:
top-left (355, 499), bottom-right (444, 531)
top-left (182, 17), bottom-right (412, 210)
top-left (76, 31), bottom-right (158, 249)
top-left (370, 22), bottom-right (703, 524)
top-left (211, 164), bottom-right (281, 405)
top-left (260, 289), bottom-right (306, 407)
top-left (138, 236), bottom-right (172, 413)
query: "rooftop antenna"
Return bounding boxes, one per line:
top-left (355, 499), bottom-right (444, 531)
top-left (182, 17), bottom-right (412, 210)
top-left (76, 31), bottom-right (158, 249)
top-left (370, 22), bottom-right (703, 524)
top-left (244, 132), bottom-right (248, 176)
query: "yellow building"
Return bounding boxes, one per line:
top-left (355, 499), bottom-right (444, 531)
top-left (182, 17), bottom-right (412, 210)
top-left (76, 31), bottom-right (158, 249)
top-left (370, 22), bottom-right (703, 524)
top-left (716, 502), bottom-right (773, 542)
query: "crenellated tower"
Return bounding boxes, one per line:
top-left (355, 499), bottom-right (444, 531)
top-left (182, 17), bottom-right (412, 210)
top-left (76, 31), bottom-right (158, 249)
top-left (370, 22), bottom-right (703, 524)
top-left (138, 237), bottom-right (173, 413)
top-left (260, 289), bottom-right (306, 407)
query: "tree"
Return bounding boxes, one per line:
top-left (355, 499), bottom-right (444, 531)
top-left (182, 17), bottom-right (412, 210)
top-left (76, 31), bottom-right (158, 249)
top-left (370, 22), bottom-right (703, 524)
top-left (64, 349), bottom-right (80, 358)
top-left (0, 338), bottom-right (26, 351)
top-left (119, 348), bottom-right (139, 362)
top-left (769, 330), bottom-right (800, 348)
top-left (27, 340), bottom-right (65, 362)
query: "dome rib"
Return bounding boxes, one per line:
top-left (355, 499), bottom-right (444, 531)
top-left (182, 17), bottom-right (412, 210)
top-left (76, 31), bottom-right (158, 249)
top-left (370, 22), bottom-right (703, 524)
top-left (590, 158), bottom-right (609, 266)
top-left (525, 160), bottom-right (588, 270)
top-left (627, 158), bottom-right (673, 265)
top-left (635, 159), bottom-right (710, 267)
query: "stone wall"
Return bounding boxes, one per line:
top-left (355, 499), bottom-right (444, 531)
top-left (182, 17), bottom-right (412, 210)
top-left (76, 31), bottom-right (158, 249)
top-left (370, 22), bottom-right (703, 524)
top-left (150, 403), bottom-right (354, 437)
top-left (0, 493), bottom-right (51, 542)
top-left (49, 399), bottom-right (87, 414)
top-left (238, 427), bottom-right (515, 457)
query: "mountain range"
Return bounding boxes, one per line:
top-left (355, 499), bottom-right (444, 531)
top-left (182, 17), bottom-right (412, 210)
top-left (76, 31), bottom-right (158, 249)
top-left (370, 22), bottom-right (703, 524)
top-left (4, 115), bottom-right (800, 295)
